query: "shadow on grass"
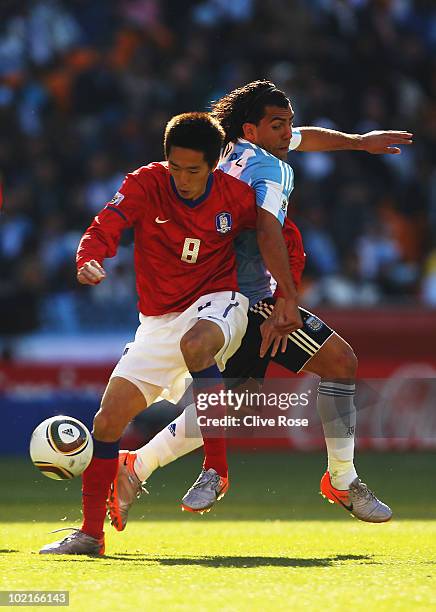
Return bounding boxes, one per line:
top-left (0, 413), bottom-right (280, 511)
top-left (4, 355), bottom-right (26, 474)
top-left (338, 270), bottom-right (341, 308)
top-left (0, 549), bottom-right (18, 553)
top-left (47, 553), bottom-right (376, 568)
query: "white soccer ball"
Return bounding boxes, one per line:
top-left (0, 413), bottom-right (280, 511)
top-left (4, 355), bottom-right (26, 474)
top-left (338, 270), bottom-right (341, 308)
top-left (29, 416), bottom-right (93, 480)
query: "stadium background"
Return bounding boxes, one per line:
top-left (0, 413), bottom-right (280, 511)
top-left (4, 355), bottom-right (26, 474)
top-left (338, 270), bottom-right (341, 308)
top-left (1, 5), bottom-right (436, 610)
top-left (1, 0), bottom-right (436, 453)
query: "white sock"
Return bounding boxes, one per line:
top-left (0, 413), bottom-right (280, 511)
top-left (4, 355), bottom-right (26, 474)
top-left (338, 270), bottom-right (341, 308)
top-left (317, 380), bottom-right (358, 490)
top-left (134, 402), bottom-right (203, 482)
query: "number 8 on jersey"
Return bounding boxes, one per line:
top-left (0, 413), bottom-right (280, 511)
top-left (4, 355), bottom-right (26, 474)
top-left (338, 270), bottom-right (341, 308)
top-left (181, 238), bottom-right (201, 263)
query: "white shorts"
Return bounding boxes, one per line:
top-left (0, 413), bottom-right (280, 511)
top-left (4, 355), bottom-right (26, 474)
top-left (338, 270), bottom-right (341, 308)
top-left (110, 290), bottom-right (249, 405)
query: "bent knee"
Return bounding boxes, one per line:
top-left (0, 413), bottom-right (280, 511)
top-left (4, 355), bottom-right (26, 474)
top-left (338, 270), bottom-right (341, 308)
top-left (180, 333), bottom-right (205, 361)
top-left (181, 321), bottom-right (225, 371)
top-left (331, 343), bottom-right (358, 378)
top-left (180, 329), bottom-right (220, 371)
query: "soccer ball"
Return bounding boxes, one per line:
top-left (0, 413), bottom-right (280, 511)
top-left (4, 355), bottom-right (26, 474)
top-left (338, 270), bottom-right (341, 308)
top-left (29, 416), bottom-right (93, 480)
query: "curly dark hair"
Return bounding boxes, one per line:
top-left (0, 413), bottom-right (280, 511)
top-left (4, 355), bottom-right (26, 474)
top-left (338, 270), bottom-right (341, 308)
top-left (211, 80), bottom-right (290, 145)
top-left (164, 112), bottom-right (225, 167)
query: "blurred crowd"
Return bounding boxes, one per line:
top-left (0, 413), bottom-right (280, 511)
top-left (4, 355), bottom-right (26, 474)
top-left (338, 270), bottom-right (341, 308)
top-left (1, 0), bottom-right (436, 340)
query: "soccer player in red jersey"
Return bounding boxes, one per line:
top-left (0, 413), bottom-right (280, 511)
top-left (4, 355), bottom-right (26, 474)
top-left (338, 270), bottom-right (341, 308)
top-left (107, 83), bottom-right (412, 529)
top-left (39, 112), bottom-right (297, 556)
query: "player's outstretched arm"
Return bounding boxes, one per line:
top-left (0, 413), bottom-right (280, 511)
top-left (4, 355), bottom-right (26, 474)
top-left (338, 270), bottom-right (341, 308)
top-left (295, 127), bottom-right (413, 154)
top-left (356, 130), bottom-right (414, 154)
top-left (77, 260), bottom-right (106, 285)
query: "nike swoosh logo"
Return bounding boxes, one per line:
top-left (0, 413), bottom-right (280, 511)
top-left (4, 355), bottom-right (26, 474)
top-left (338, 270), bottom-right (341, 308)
top-left (331, 491), bottom-right (353, 512)
top-left (155, 216), bottom-right (170, 224)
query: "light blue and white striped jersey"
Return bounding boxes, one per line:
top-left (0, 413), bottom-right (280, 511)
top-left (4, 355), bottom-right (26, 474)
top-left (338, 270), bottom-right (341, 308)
top-left (218, 129), bottom-right (302, 305)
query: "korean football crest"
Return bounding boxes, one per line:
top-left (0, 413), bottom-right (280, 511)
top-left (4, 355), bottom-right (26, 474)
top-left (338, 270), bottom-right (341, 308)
top-left (216, 211), bottom-right (232, 234)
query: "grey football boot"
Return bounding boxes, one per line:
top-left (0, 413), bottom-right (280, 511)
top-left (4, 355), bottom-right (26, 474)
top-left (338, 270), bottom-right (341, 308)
top-left (107, 451), bottom-right (147, 531)
top-left (320, 471), bottom-right (392, 522)
top-left (181, 468), bottom-right (229, 514)
top-left (349, 477), bottom-right (392, 522)
top-left (39, 528), bottom-right (104, 556)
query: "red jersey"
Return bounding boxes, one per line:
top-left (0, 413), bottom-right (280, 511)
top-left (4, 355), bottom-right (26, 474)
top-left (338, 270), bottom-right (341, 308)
top-left (275, 217), bottom-right (306, 297)
top-left (77, 162), bottom-right (257, 315)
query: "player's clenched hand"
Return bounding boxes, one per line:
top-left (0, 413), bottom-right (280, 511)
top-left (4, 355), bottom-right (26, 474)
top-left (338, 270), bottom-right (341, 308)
top-left (360, 130), bottom-right (413, 155)
top-left (77, 260), bottom-right (106, 285)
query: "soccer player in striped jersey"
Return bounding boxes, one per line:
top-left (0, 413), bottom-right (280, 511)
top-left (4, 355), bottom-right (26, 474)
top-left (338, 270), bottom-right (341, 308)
top-left (108, 81), bottom-right (412, 524)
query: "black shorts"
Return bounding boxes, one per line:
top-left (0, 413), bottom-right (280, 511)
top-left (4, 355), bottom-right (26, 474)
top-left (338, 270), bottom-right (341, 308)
top-left (224, 297), bottom-right (334, 385)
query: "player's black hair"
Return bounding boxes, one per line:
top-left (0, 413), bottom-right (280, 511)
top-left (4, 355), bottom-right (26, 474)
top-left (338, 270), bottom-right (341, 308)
top-left (211, 80), bottom-right (291, 145)
top-left (164, 112), bottom-right (225, 168)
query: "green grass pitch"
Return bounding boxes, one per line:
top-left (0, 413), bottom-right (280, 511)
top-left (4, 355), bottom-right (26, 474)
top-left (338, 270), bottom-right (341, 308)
top-left (1, 451), bottom-right (435, 611)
